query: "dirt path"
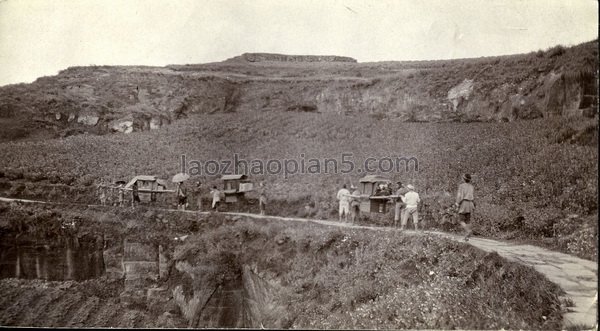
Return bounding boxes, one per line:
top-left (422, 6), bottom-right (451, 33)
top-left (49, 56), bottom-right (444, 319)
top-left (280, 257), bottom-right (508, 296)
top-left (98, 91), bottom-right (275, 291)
top-left (1, 197), bottom-right (597, 328)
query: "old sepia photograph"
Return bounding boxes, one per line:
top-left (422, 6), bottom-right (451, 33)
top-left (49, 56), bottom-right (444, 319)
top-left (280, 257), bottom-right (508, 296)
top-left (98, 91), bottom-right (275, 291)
top-left (0, 0), bottom-right (597, 329)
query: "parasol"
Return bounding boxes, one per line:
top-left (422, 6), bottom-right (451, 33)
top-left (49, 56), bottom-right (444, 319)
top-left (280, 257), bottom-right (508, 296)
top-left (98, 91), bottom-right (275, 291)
top-left (172, 173), bottom-right (190, 183)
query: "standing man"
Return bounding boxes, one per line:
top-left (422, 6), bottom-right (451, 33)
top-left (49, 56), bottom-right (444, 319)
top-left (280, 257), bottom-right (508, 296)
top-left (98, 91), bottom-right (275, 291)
top-left (393, 182), bottom-right (409, 228)
top-left (131, 181), bottom-right (140, 208)
top-left (176, 182), bottom-right (187, 211)
top-left (455, 174), bottom-right (475, 241)
top-left (117, 183), bottom-right (125, 207)
top-left (98, 181), bottom-right (107, 206)
top-left (401, 184), bottom-right (421, 231)
top-left (210, 185), bottom-right (221, 211)
top-left (336, 184), bottom-right (351, 222)
top-left (258, 182), bottom-right (267, 216)
top-left (193, 181), bottom-right (203, 211)
top-left (349, 185), bottom-right (361, 223)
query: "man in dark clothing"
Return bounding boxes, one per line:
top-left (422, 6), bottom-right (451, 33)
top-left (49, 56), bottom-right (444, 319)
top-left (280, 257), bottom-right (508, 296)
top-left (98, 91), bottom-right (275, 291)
top-left (393, 182), bottom-right (409, 228)
top-left (258, 182), bottom-right (267, 216)
top-left (177, 182), bottom-right (188, 211)
top-left (194, 181), bottom-right (203, 211)
top-left (131, 182), bottom-right (140, 208)
top-left (117, 183), bottom-right (125, 207)
top-left (349, 185), bottom-right (361, 223)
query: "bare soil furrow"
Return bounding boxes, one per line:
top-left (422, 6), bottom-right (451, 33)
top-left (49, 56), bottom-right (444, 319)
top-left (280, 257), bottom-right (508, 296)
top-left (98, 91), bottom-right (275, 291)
top-left (65, 296), bottom-right (100, 327)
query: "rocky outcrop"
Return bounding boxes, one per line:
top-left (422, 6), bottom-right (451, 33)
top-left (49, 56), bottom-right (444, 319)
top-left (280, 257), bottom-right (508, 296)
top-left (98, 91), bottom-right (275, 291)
top-left (228, 53), bottom-right (357, 63)
top-left (150, 117), bottom-right (162, 130)
top-left (109, 114), bottom-right (168, 134)
top-left (447, 79), bottom-right (474, 111)
top-left (241, 265), bottom-right (287, 328)
top-left (111, 119), bottom-right (134, 134)
top-left (120, 240), bottom-right (159, 306)
top-left (540, 71), bottom-right (591, 116)
top-left (444, 69), bottom-right (596, 122)
top-left (76, 112), bottom-right (100, 126)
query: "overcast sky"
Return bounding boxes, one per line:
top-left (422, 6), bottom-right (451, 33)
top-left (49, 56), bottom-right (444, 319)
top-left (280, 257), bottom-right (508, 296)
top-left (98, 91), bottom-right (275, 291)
top-left (0, 0), bottom-right (597, 86)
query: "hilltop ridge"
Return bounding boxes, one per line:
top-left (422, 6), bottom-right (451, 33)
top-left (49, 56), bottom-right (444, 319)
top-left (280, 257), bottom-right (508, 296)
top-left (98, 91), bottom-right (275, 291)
top-left (225, 53), bottom-right (357, 63)
top-left (0, 40), bottom-right (597, 142)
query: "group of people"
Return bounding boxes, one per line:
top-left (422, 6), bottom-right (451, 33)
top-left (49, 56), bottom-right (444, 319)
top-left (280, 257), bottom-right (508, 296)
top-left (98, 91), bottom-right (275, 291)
top-left (176, 181), bottom-right (224, 211)
top-left (96, 181), bottom-right (148, 208)
top-left (95, 180), bottom-right (126, 207)
top-left (336, 174), bottom-right (475, 241)
top-left (98, 178), bottom-right (267, 214)
top-left (336, 184), bottom-right (361, 223)
top-left (177, 181), bottom-right (268, 214)
top-left (98, 174), bottom-right (475, 240)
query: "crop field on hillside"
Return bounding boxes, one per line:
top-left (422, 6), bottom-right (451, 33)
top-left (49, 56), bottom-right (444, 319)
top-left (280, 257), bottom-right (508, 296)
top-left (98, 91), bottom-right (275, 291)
top-left (0, 111), bottom-right (597, 259)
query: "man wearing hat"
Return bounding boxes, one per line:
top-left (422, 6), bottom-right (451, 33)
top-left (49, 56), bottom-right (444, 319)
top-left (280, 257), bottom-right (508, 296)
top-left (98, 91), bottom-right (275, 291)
top-left (401, 184), bottom-right (421, 231)
top-left (455, 174), bottom-right (475, 241)
top-left (393, 182), bottom-right (409, 228)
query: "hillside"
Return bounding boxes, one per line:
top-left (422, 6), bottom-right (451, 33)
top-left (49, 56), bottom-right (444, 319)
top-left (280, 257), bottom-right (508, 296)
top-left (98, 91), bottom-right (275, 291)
top-left (0, 41), bottom-right (597, 260)
top-left (0, 40), bottom-right (597, 330)
top-left (0, 111), bottom-right (597, 259)
top-left (0, 41), bottom-right (597, 142)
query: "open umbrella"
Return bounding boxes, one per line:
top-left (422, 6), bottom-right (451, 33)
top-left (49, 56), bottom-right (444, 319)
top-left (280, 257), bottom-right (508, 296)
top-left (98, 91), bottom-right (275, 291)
top-left (172, 173), bottom-right (190, 183)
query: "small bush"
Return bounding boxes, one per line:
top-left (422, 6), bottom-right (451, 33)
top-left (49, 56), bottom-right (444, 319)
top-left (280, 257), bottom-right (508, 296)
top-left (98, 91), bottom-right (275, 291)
top-left (369, 112), bottom-right (387, 120)
top-left (546, 45), bottom-right (566, 58)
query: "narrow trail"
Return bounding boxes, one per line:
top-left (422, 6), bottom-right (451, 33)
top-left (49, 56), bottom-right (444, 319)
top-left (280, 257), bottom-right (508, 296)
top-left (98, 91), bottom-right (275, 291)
top-left (1, 196), bottom-right (597, 328)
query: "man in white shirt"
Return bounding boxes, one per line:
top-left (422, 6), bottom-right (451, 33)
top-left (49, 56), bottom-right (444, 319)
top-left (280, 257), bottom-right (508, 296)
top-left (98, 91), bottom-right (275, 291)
top-left (401, 184), bottom-right (421, 231)
top-left (210, 185), bottom-right (221, 210)
top-left (336, 184), bottom-right (351, 222)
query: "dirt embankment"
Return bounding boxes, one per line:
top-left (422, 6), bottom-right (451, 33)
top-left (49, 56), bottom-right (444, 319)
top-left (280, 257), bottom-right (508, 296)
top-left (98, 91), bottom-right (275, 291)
top-left (0, 203), bottom-right (566, 329)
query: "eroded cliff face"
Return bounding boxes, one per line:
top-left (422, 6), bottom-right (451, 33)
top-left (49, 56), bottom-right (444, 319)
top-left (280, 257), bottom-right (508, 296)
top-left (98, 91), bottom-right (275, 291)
top-left (0, 67), bottom-right (242, 140)
top-left (449, 70), bottom-right (597, 121)
top-left (0, 41), bottom-right (596, 140)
